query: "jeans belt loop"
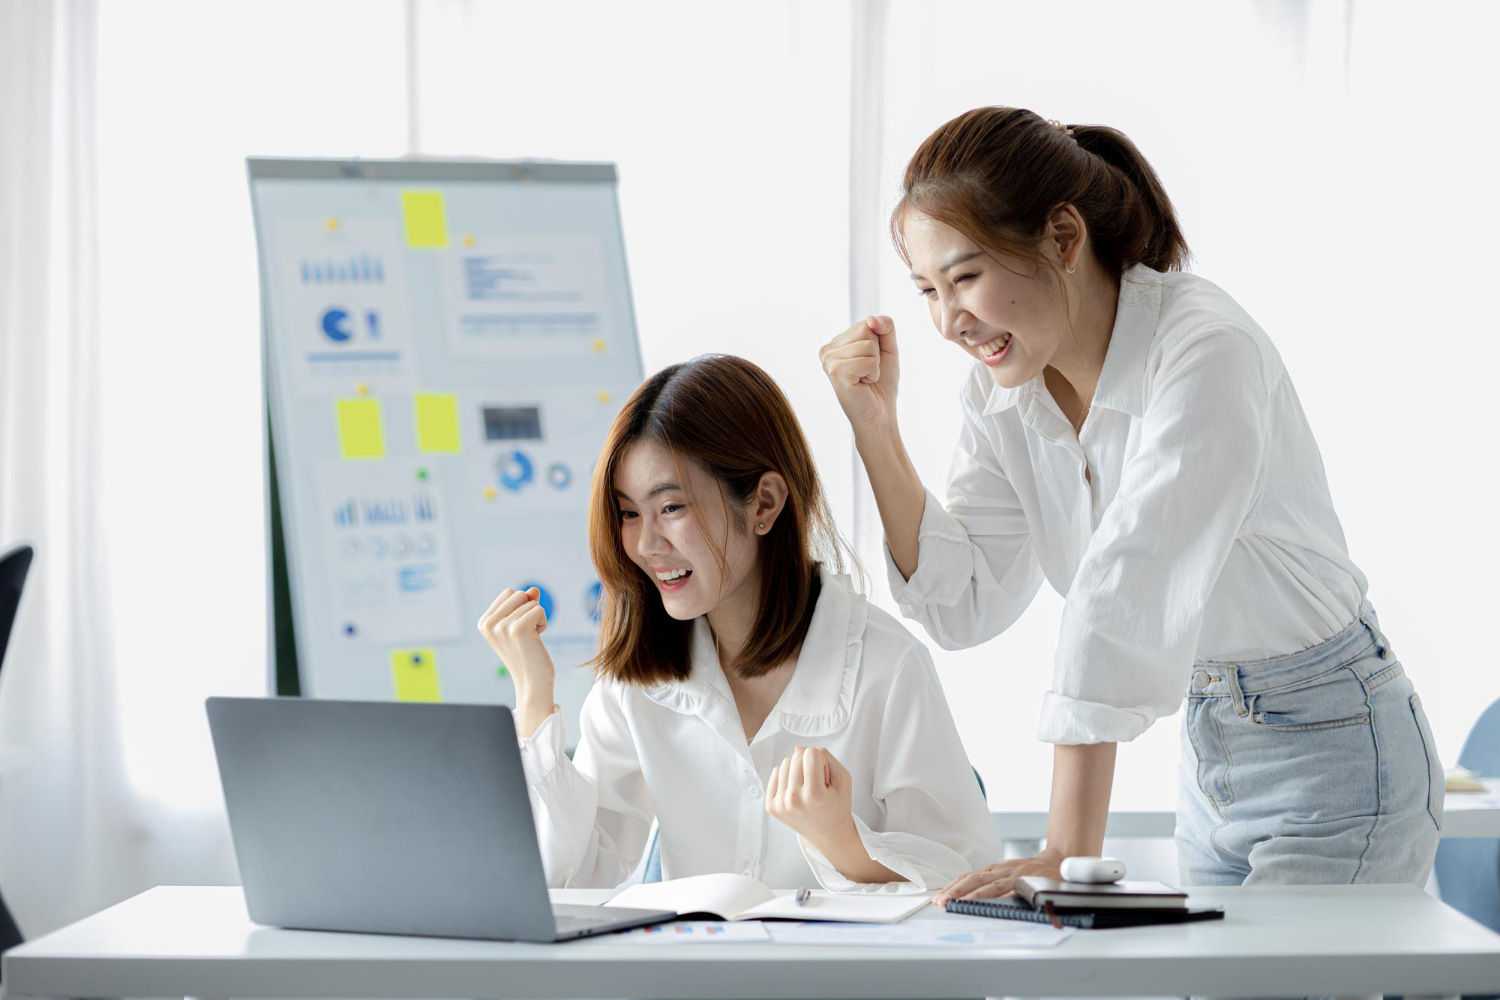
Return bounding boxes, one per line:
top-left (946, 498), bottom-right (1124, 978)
top-left (1359, 608), bottom-right (1394, 662)
top-left (1224, 664), bottom-right (1250, 718)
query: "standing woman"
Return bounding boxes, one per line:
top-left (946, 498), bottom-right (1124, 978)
top-left (820, 107), bottom-right (1443, 897)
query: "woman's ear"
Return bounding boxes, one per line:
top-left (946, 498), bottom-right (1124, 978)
top-left (750, 471), bottom-right (789, 535)
top-left (1046, 203), bottom-right (1088, 270)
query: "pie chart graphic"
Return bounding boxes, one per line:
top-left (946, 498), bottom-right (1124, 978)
top-left (498, 450), bottom-right (534, 492)
top-left (320, 307), bottom-right (353, 342)
top-left (585, 581), bottom-right (604, 623)
top-left (518, 582), bottom-right (554, 622)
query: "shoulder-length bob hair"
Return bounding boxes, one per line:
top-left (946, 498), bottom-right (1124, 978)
top-left (587, 354), bottom-right (844, 685)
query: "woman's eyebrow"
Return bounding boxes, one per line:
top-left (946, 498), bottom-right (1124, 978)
top-left (911, 249), bottom-right (986, 282)
top-left (614, 482), bottom-right (682, 503)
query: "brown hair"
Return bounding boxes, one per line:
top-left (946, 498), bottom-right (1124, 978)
top-left (587, 354), bottom-right (844, 685)
top-left (892, 107), bottom-right (1189, 279)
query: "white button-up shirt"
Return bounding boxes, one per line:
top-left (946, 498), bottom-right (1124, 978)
top-left (889, 265), bottom-right (1367, 745)
top-left (518, 568), bottom-right (999, 891)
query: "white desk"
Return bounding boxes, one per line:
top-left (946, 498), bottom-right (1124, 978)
top-left (6, 884), bottom-right (1499, 999)
top-left (992, 777), bottom-right (1500, 848)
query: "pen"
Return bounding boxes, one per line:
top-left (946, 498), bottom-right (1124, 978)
top-left (794, 887), bottom-right (811, 906)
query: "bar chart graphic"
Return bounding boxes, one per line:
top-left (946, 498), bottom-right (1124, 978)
top-left (300, 253), bottom-right (386, 285)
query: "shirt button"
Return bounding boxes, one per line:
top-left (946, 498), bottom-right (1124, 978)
top-left (1191, 669), bottom-right (1211, 691)
top-left (748, 785), bottom-right (762, 799)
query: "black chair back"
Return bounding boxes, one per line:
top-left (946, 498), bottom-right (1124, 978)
top-left (0, 542), bottom-right (32, 971)
top-left (0, 543), bottom-right (33, 675)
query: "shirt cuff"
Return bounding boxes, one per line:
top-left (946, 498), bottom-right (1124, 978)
top-left (517, 709), bottom-right (566, 782)
top-left (885, 488), bottom-right (971, 608)
top-left (796, 816), bottom-right (932, 894)
top-left (1036, 690), bottom-right (1156, 744)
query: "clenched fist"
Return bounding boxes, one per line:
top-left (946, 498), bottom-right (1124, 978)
top-left (818, 315), bottom-right (901, 437)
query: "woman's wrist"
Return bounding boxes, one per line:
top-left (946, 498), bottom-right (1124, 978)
top-left (813, 818), bottom-right (902, 884)
top-left (512, 685), bottom-right (558, 738)
top-left (852, 422), bottom-right (907, 465)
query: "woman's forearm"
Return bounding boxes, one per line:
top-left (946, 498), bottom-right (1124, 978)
top-left (1043, 741), bottom-right (1117, 858)
top-left (854, 427), bottom-right (926, 580)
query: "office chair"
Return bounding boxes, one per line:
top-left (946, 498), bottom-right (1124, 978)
top-left (0, 543), bottom-right (34, 971)
top-left (1434, 696), bottom-right (1500, 942)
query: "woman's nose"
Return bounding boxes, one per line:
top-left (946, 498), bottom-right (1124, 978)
top-left (635, 520), bottom-right (668, 560)
top-left (940, 302), bottom-right (973, 341)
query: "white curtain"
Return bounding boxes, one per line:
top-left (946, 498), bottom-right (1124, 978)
top-left (0, 0), bottom-right (144, 938)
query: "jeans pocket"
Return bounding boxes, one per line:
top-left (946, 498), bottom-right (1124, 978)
top-left (1408, 693), bottom-right (1444, 830)
top-left (1245, 669), bottom-right (1372, 731)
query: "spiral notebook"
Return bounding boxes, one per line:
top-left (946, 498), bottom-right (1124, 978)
top-left (946, 896), bottom-right (1224, 930)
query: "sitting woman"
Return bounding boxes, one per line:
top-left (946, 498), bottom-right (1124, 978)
top-left (479, 354), bottom-right (997, 891)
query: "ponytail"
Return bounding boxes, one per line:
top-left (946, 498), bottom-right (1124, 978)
top-left (1069, 124), bottom-right (1188, 273)
top-left (893, 107), bottom-right (1190, 278)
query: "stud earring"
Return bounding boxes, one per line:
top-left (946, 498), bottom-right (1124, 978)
top-left (757, 523), bottom-right (765, 532)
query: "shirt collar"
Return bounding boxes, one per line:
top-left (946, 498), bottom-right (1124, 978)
top-left (981, 263), bottom-right (1162, 419)
top-left (641, 566), bottom-right (867, 739)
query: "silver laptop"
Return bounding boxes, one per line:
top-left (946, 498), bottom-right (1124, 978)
top-left (206, 696), bottom-right (673, 942)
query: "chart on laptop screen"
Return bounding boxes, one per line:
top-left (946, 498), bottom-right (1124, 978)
top-left (249, 158), bottom-right (644, 739)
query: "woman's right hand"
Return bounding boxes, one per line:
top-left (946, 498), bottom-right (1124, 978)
top-left (477, 587), bottom-right (557, 737)
top-left (819, 315), bottom-right (901, 438)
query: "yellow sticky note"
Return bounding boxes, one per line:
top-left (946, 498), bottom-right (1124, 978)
top-left (414, 392), bottom-right (462, 453)
top-left (336, 398), bottom-right (386, 459)
top-left (391, 648), bottom-right (441, 702)
top-left (401, 190), bottom-right (449, 248)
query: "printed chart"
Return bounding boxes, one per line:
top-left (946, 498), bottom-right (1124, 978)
top-left (251, 159), bottom-right (643, 731)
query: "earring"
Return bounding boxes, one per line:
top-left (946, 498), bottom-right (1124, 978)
top-left (757, 523), bottom-right (765, 532)
top-left (1065, 260), bottom-right (1077, 274)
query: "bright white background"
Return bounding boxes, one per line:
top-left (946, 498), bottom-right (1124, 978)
top-left (1, 0), bottom-right (1496, 936)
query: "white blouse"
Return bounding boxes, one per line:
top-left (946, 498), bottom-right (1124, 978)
top-left (889, 265), bottom-right (1368, 746)
top-left (518, 568), bottom-right (999, 891)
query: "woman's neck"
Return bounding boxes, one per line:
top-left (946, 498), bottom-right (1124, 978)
top-left (1044, 257), bottom-right (1120, 428)
top-left (705, 567), bottom-right (761, 670)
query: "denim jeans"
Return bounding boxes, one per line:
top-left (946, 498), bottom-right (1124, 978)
top-left (1177, 603), bottom-right (1442, 886)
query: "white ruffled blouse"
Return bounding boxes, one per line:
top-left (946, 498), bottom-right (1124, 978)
top-left (517, 567), bottom-right (999, 891)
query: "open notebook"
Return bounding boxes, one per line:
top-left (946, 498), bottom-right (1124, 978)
top-left (608, 873), bottom-right (930, 924)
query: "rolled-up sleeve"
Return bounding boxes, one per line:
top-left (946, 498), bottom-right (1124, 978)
top-left (799, 643), bottom-right (1000, 891)
top-left (518, 681), bottom-right (653, 888)
top-left (1039, 327), bottom-right (1275, 744)
top-left (886, 378), bottom-right (1044, 650)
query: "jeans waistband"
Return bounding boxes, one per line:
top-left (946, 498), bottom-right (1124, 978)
top-left (1187, 601), bottom-right (1394, 706)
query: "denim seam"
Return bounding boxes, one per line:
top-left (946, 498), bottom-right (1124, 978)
top-left (1409, 694), bottom-right (1443, 830)
top-left (1204, 708), bottom-right (1249, 864)
top-left (1365, 664), bottom-right (1406, 693)
top-left (1350, 665), bottom-right (1383, 883)
top-left (1231, 657), bottom-right (1370, 698)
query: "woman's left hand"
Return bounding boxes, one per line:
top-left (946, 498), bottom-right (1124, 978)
top-left (932, 847), bottom-right (1066, 905)
top-left (766, 746), bottom-right (854, 850)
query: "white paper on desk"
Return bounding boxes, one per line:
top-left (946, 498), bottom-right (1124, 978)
top-left (764, 920), bottom-right (1074, 949)
top-left (608, 874), bottom-right (930, 924)
top-left (611, 921), bottom-right (771, 943)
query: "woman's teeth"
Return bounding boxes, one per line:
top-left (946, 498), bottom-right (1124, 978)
top-left (976, 334), bottom-right (1012, 358)
top-left (656, 568), bottom-right (691, 582)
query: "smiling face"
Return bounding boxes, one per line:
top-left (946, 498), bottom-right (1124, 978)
top-left (613, 439), bottom-right (761, 623)
top-left (904, 211), bottom-right (1070, 388)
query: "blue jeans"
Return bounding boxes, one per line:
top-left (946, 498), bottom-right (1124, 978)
top-left (1176, 604), bottom-right (1443, 886)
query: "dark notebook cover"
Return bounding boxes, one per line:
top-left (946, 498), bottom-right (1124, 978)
top-left (946, 896), bottom-right (1225, 930)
